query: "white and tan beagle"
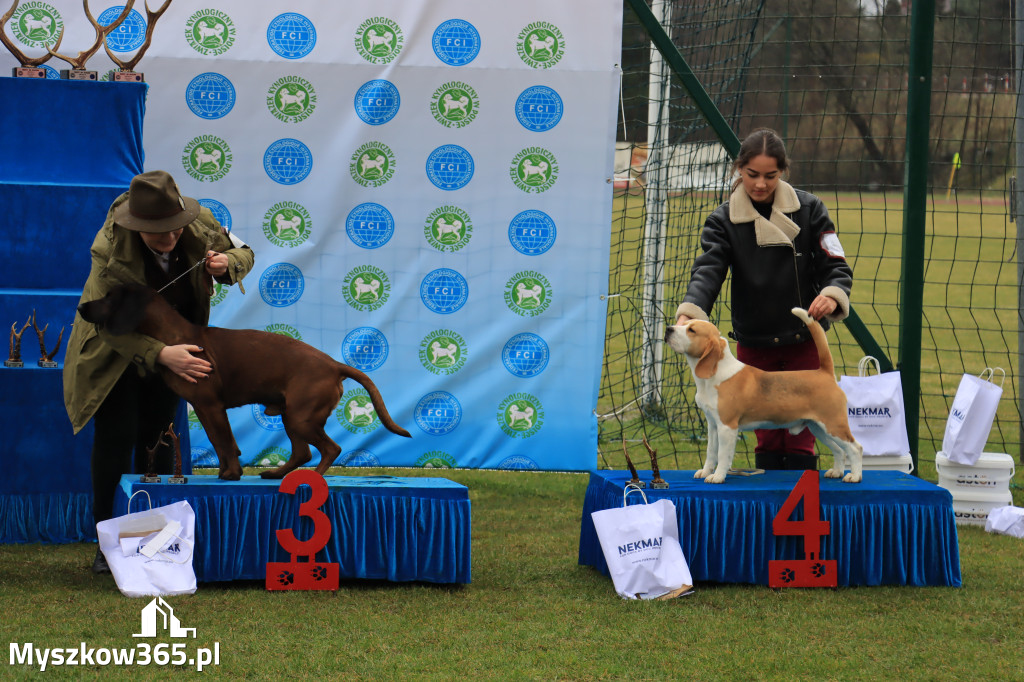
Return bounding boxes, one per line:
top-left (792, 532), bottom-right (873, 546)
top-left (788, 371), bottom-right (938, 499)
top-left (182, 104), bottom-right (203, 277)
top-left (665, 308), bottom-right (863, 484)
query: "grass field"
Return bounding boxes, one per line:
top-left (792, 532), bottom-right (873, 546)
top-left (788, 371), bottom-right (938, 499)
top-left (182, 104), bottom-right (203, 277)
top-left (2, 464), bottom-right (1023, 680)
top-left (4, 191), bottom-right (1024, 679)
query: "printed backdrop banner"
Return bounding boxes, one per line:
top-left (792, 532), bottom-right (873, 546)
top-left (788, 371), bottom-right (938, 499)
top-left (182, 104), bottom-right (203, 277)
top-left (6, 1), bottom-right (621, 471)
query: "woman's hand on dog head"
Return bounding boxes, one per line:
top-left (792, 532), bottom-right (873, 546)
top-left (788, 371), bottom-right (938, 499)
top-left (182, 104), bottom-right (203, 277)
top-left (158, 344), bottom-right (212, 383)
top-left (676, 314), bottom-right (692, 326)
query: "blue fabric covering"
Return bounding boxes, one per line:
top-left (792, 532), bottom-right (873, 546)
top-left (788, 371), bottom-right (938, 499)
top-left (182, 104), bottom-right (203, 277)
top-left (113, 474), bottom-right (472, 584)
top-left (578, 470), bottom-right (962, 587)
top-left (0, 79), bottom-right (145, 186)
top-left (0, 493), bottom-right (95, 543)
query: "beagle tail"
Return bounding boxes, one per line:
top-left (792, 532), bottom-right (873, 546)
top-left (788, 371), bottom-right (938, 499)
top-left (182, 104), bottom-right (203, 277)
top-left (791, 307), bottom-right (834, 376)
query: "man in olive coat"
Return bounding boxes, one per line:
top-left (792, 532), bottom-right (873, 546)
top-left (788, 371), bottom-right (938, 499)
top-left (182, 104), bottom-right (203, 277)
top-left (63, 170), bottom-right (254, 573)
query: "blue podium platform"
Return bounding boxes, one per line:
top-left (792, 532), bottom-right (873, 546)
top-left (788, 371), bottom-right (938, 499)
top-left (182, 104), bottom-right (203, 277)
top-left (113, 474), bottom-right (472, 585)
top-left (578, 470), bottom-right (962, 587)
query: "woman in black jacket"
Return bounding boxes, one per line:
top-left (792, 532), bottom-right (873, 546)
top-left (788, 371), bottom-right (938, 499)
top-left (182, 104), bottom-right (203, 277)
top-left (674, 129), bottom-right (853, 471)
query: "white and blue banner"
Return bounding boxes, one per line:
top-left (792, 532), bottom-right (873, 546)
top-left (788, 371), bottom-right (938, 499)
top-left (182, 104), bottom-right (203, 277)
top-left (5, 1), bottom-right (621, 471)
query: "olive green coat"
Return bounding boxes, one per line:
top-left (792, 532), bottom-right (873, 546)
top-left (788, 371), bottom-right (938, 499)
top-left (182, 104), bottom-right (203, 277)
top-left (62, 193), bottom-right (254, 434)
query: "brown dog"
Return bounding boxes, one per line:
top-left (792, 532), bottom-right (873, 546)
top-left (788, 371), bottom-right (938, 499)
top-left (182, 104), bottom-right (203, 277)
top-left (78, 283), bottom-right (412, 480)
top-left (664, 308), bottom-right (862, 483)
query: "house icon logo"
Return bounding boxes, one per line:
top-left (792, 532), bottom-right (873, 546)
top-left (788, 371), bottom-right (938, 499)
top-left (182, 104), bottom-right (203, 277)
top-left (133, 597), bottom-right (197, 639)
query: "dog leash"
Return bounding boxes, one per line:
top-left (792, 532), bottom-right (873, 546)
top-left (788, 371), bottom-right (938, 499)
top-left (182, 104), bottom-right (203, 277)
top-left (156, 234), bottom-right (216, 295)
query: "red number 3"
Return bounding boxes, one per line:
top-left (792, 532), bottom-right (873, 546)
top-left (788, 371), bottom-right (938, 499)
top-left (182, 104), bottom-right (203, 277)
top-left (276, 469), bottom-right (332, 560)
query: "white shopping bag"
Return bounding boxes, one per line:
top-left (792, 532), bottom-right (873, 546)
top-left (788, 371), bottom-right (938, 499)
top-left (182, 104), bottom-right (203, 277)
top-left (942, 368), bottom-right (1005, 466)
top-left (95, 491), bottom-right (197, 598)
top-left (591, 485), bottom-right (693, 600)
top-left (838, 356), bottom-right (911, 457)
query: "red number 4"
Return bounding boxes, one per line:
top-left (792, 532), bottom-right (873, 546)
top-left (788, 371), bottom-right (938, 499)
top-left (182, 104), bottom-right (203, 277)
top-left (769, 471), bottom-right (837, 588)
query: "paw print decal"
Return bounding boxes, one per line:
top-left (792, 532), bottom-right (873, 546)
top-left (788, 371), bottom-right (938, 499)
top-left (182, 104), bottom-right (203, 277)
top-left (778, 567), bottom-right (796, 584)
top-left (310, 565), bottom-right (328, 582)
top-left (277, 570), bottom-right (294, 586)
top-left (811, 562), bottom-right (827, 578)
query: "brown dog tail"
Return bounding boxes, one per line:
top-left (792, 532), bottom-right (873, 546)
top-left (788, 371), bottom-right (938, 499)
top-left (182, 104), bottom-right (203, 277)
top-left (790, 307), bottom-right (834, 376)
top-left (337, 364), bottom-right (413, 438)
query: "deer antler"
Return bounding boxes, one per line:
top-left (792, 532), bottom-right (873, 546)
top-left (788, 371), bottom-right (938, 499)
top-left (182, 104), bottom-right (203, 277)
top-left (29, 310), bottom-right (47, 357)
top-left (1, 0), bottom-right (64, 67)
top-left (8, 317), bottom-right (30, 362)
top-left (103, 0), bottom-right (169, 72)
top-left (48, 0), bottom-right (134, 70)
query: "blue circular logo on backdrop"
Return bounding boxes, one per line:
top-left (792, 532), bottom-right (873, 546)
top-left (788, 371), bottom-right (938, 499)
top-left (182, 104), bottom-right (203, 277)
top-left (191, 447), bottom-right (217, 468)
top-left (267, 13), bottom-right (316, 59)
top-left (498, 455), bottom-right (540, 470)
top-left (252, 404), bottom-right (284, 431)
top-left (432, 19), bottom-right (481, 66)
top-left (346, 203), bottom-right (394, 249)
top-left (342, 327), bottom-right (389, 371)
top-left (508, 210), bottom-right (556, 255)
top-left (259, 263), bottom-right (304, 307)
top-left (341, 449), bottom-right (380, 467)
top-left (354, 79), bottom-right (400, 125)
top-left (502, 333), bottom-right (550, 377)
top-left (420, 269), bottom-right (468, 314)
top-left (99, 7), bottom-right (146, 52)
top-left (426, 145), bottom-right (474, 191)
top-left (264, 138), bottom-right (312, 185)
top-left (414, 391), bottom-right (463, 435)
top-left (198, 198), bottom-right (231, 231)
top-left (185, 72), bottom-right (236, 120)
top-left (41, 65), bottom-right (59, 79)
top-left (515, 85), bottom-right (563, 132)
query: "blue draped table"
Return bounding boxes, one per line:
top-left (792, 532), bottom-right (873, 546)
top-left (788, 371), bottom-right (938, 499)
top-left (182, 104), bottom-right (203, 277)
top-left (578, 470), bottom-right (961, 587)
top-left (113, 474), bottom-right (472, 584)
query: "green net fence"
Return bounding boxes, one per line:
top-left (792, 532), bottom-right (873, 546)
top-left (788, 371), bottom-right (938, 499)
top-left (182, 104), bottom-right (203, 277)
top-left (601, 0), bottom-right (1020, 472)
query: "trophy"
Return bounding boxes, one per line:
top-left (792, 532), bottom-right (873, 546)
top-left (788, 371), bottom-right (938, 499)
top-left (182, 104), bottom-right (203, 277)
top-left (141, 426), bottom-right (165, 483)
top-left (48, 0), bottom-right (135, 81)
top-left (29, 310), bottom-right (63, 368)
top-left (104, 0), bottom-right (170, 82)
top-left (1, 0), bottom-right (65, 77)
top-left (5, 318), bottom-right (30, 367)
top-left (642, 438), bottom-right (669, 489)
top-left (621, 441), bottom-right (645, 489)
top-left (165, 422), bottom-right (187, 484)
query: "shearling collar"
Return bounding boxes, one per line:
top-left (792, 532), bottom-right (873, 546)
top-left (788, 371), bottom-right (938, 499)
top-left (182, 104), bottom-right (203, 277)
top-left (728, 179), bottom-right (801, 246)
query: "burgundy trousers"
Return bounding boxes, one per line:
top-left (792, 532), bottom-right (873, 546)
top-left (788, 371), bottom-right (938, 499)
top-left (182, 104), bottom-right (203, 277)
top-left (735, 338), bottom-right (819, 457)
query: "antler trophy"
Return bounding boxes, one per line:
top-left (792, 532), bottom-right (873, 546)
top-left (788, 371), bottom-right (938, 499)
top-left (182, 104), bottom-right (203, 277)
top-left (1, 0), bottom-right (65, 77)
top-left (48, 0), bottom-right (134, 81)
top-left (165, 422), bottom-right (187, 484)
top-left (141, 424), bottom-right (167, 483)
top-left (5, 317), bottom-right (31, 367)
top-left (104, 0), bottom-right (170, 82)
top-left (29, 310), bottom-right (63, 368)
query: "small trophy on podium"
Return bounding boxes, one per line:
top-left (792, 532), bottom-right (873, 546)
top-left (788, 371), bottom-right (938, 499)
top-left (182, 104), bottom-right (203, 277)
top-left (165, 422), bottom-right (187, 484)
top-left (642, 438), bottom-right (670, 489)
top-left (141, 426), bottom-right (164, 483)
top-left (30, 310), bottom-right (63, 368)
top-left (47, 0), bottom-right (135, 81)
top-left (6, 318), bottom-right (30, 368)
top-left (621, 441), bottom-right (644, 489)
top-left (1, 1), bottom-right (64, 77)
top-left (103, 0), bottom-right (170, 82)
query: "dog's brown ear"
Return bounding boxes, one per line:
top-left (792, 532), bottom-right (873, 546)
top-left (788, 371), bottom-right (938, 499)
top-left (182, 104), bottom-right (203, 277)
top-left (694, 335), bottom-right (725, 380)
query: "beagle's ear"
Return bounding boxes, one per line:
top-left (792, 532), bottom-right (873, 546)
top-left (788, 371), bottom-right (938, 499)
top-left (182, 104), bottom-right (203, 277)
top-left (694, 335), bottom-right (725, 380)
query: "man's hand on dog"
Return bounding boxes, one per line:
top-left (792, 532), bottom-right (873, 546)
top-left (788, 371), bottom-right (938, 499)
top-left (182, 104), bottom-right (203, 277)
top-left (204, 251), bottom-right (229, 277)
top-left (158, 344), bottom-right (212, 383)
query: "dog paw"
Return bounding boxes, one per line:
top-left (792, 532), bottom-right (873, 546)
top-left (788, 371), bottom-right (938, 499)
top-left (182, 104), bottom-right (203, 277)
top-left (704, 473), bottom-right (726, 484)
top-left (843, 473), bottom-right (863, 483)
top-left (694, 469), bottom-right (713, 480)
top-left (824, 469), bottom-right (843, 479)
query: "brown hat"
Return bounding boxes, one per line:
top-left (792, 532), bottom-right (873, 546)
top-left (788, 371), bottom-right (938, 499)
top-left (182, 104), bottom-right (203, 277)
top-left (112, 170), bottom-right (201, 233)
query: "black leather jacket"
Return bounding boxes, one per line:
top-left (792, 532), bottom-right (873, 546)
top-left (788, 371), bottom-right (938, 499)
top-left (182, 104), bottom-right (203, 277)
top-left (681, 185), bottom-right (853, 347)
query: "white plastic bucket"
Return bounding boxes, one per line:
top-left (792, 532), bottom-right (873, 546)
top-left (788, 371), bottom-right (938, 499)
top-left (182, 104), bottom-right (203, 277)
top-left (936, 451), bottom-right (1015, 494)
top-left (949, 489), bottom-right (1014, 526)
top-left (861, 454), bottom-right (914, 474)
